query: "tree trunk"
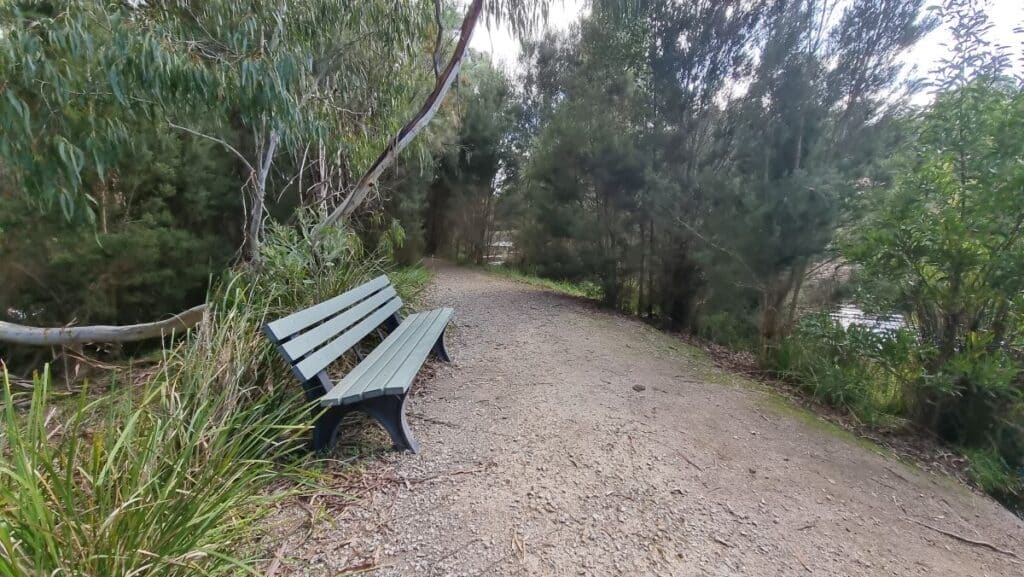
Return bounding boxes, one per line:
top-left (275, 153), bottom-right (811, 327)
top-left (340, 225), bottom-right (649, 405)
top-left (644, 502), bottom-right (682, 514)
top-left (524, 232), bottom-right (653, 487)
top-left (785, 260), bottom-right (807, 331)
top-left (243, 129), bottom-right (280, 262)
top-left (638, 219), bottom-right (647, 317)
top-left (646, 219), bottom-right (655, 318)
top-left (314, 0), bottom-right (485, 234)
top-left (760, 275), bottom-right (794, 357)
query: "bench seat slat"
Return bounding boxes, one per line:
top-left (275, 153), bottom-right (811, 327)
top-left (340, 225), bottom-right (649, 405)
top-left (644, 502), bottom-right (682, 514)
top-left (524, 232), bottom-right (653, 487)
top-left (380, 308), bottom-right (453, 397)
top-left (293, 297), bottom-right (402, 381)
top-left (265, 275), bottom-right (389, 342)
top-left (281, 286), bottom-right (398, 362)
top-left (324, 307), bottom-right (451, 406)
top-left (318, 311), bottom-right (424, 404)
top-left (323, 310), bottom-right (439, 405)
top-left (340, 309), bottom-right (445, 404)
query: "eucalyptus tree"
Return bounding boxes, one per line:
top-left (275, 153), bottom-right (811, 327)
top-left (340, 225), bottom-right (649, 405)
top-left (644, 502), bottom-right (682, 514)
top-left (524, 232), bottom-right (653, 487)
top-left (1, 1), bottom-right (554, 254)
top-left (0, 0), bottom-right (440, 261)
top-left (315, 0), bottom-right (552, 232)
top-left (0, 0), bottom-right (553, 343)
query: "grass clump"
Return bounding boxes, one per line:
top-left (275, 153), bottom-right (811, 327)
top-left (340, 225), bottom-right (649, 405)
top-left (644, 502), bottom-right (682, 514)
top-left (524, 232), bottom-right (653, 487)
top-left (965, 448), bottom-right (1021, 502)
top-left (772, 313), bottom-right (1024, 513)
top-left (0, 221), bottom-right (421, 575)
top-left (488, 265), bottom-right (602, 300)
top-left (389, 265), bottom-right (434, 306)
top-left (771, 313), bottom-right (920, 427)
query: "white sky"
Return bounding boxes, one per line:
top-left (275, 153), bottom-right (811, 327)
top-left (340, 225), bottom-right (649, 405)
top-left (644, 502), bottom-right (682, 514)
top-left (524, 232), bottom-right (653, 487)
top-left (470, 0), bottom-right (1023, 85)
top-left (471, 0), bottom-right (587, 70)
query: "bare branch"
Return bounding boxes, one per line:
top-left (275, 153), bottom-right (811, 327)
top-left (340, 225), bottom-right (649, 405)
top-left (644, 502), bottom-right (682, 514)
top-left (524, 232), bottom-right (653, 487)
top-left (678, 218), bottom-right (766, 291)
top-left (169, 122), bottom-right (255, 174)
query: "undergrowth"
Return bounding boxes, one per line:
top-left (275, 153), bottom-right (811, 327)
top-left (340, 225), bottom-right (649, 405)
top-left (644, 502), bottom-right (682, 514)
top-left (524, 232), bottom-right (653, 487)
top-left (772, 313), bottom-right (1023, 514)
top-left (0, 220), bottom-right (426, 575)
top-left (487, 265), bottom-right (602, 300)
top-left (771, 314), bottom-right (920, 428)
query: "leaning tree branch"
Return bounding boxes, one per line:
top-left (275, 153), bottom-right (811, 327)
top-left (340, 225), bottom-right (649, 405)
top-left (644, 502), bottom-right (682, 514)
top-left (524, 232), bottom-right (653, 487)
top-left (0, 305), bottom-right (206, 346)
top-left (313, 0), bottom-right (484, 235)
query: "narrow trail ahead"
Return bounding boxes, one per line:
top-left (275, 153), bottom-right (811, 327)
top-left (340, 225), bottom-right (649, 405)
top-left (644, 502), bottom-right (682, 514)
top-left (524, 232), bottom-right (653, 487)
top-left (277, 263), bottom-right (1023, 576)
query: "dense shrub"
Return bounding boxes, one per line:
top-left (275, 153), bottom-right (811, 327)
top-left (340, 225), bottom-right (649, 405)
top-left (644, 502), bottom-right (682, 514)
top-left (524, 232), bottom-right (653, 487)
top-left (773, 314), bottom-right (922, 426)
top-left (774, 314), bottom-right (1023, 510)
top-left (0, 223), bottom-right (428, 575)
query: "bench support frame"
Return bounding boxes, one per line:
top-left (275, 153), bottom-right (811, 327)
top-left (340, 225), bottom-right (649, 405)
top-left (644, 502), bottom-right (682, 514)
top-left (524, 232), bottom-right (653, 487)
top-left (300, 307), bottom-right (443, 453)
top-left (310, 393), bottom-right (419, 453)
top-left (432, 327), bottom-right (451, 362)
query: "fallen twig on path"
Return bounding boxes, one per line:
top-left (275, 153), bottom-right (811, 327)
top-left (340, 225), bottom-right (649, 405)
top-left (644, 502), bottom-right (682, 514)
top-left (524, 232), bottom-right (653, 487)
top-left (266, 543), bottom-right (286, 577)
top-left (511, 530), bottom-right (526, 562)
top-left (471, 525), bottom-right (563, 576)
top-left (674, 448), bottom-right (704, 472)
top-left (884, 465), bottom-right (910, 482)
top-left (337, 560), bottom-right (390, 575)
top-left (720, 501), bottom-right (746, 520)
top-left (431, 537), bottom-right (482, 569)
top-left (871, 476), bottom-right (898, 491)
top-left (792, 549), bottom-right (812, 573)
top-left (908, 518), bottom-right (1021, 560)
top-left (712, 535), bottom-right (736, 548)
top-left (407, 412), bottom-right (461, 428)
top-left (387, 463), bottom-right (494, 486)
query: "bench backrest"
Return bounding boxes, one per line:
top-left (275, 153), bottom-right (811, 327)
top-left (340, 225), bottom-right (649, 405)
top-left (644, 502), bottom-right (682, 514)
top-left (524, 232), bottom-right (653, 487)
top-left (264, 275), bottom-right (402, 381)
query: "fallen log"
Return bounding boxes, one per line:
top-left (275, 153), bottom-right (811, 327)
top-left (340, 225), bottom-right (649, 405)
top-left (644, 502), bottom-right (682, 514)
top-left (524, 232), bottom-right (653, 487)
top-left (0, 305), bottom-right (206, 346)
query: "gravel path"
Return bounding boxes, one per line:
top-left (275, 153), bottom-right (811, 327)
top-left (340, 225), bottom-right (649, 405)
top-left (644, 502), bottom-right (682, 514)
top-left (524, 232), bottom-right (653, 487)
top-left (273, 262), bottom-right (1023, 576)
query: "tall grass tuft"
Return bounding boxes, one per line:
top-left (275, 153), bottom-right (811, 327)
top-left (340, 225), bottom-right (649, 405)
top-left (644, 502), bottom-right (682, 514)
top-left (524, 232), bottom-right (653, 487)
top-left (0, 221), bottom-right (423, 575)
top-left (488, 265), bottom-right (602, 301)
top-left (771, 313), bottom-right (921, 427)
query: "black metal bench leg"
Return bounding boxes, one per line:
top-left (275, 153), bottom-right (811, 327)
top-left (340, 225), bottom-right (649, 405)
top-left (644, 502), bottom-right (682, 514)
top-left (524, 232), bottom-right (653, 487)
top-left (311, 405), bottom-right (348, 452)
top-left (431, 327), bottom-right (452, 362)
top-left (383, 311), bottom-right (402, 333)
top-left (359, 394), bottom-right (420, 453)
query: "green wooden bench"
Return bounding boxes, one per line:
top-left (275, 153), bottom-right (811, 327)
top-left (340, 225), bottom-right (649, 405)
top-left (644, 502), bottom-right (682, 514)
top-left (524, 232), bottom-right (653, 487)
top-left (264, 275), bottom-right (452, 453)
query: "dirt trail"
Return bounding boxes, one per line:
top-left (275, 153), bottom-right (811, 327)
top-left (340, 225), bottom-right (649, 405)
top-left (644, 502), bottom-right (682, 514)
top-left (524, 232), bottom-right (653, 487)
top-left (275, 262), bottom-right (1023, 576)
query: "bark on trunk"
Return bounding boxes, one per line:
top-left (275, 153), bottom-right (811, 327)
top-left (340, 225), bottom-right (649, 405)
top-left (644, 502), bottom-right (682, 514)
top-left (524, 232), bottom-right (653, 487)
top-left (638, 220), bottom-right (647, 317)
top-left (646, 219), bottom-right (655, 318)
top-left (244, 129), bottom-right (280, 262)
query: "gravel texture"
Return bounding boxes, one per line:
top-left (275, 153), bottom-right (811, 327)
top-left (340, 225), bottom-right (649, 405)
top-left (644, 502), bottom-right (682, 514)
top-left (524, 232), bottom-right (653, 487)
top-left (268, 262), bottom-right (1023, 576)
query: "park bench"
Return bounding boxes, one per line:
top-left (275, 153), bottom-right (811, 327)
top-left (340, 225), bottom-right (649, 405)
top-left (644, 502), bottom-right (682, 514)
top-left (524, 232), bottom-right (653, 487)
top-left (264, 275), bottom-right (452, 453)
